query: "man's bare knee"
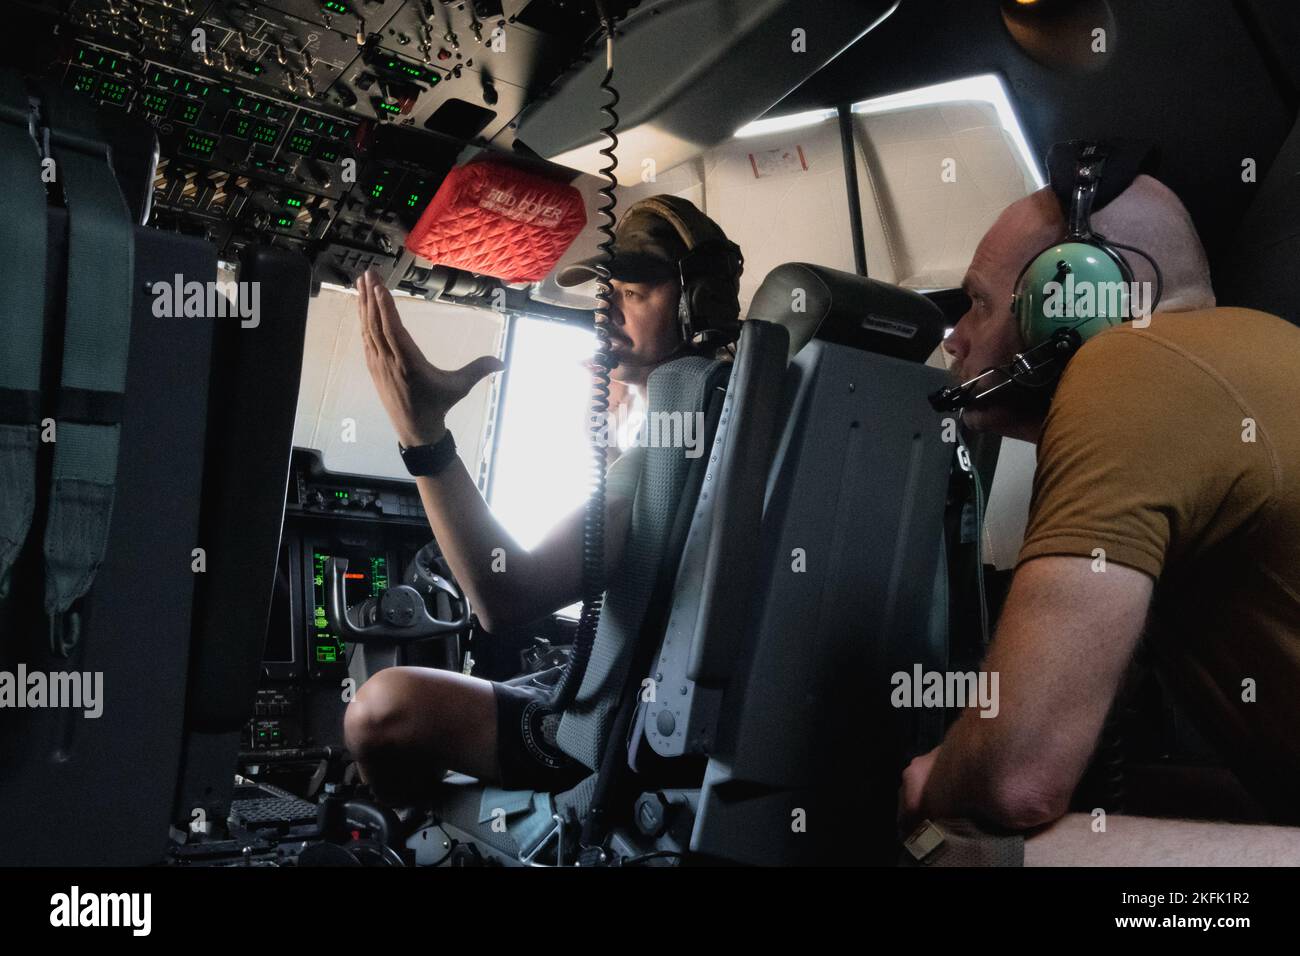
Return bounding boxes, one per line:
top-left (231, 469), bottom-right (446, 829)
top-left (344, 668), bottom-right (417, 758)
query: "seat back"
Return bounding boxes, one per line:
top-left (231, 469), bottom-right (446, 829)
top-left (639, 263), bottom-right (953, 864)
top-left (1224, 112), bottom-right (1300, 325)
top-left (172, 246), bottom-right (311, 834)
top-left (690, 341), bottom-right (952, 865)
top-left (554, 356), bottom-right (729, 772)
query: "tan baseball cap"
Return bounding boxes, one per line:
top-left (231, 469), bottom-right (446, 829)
top-left (556, 195), bottom-right (714, 287)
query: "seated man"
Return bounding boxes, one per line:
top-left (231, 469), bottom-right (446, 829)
top-left (344, 195), bottom-right (743, 804)
top-left (899, 146), bottom-right (1300, 865)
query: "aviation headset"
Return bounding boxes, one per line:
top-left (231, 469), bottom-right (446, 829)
top-left (930, 139), bottom-right (1163, 412)
top-left (628, 195), bottom-right (746, 350)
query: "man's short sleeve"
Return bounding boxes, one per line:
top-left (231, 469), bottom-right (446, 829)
top-left (1017, 328), bottom-right (1270, 579)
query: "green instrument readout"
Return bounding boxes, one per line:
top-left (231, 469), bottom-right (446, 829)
top-left (382, 59), bottom-right (440, 86)
top-left (97, 79), bottom-right (129, 105)
top-left (181, 131), bottom-right (217, 159)
top-left (288, 133), bottom-right (315, 155)
top-left (175, 100), bottom-right (203, 125)
top-left (311, 549), bottom-right (388, 668)
top-left (252, 122), bottom-right (281, 146)
top-left (141, 92), bottom-right (172, 115)
top-left (222, 112), bottom-right (253, 138)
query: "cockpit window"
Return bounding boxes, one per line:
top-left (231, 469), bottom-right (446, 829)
top-left (292, 285), bottom-right (504, 481)
top-left (487, 315), bottom-right (596, 551)
top-left (848, 74), bottom-right (1044, 290)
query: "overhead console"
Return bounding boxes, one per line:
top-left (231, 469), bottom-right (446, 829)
top-left (9, 0), bottom-right (639, 290)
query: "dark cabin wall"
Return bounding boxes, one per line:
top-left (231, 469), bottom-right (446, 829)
top-left (776, 0), bottom-right (1299, 291)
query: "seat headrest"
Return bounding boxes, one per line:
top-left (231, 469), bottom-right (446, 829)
top-left (746, 263), bottom-right (947, 363)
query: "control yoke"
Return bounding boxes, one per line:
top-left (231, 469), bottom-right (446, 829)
top-left (325, 552), bottom-right (469, 644)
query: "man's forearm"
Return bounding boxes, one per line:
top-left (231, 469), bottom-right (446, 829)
top-left (413, 459), bottom-right (544, 631)
top-left (1026, 812), bottom-right (1300, 866)
top-left (921, 717), bottom-right (1001, 825)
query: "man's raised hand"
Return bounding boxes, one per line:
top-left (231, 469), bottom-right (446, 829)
top-left (356, 267), bottom-right (504, 447)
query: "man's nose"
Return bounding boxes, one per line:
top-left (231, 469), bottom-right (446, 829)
top-left (606, 295), bottom-right (625, 326)
top-left (943, 318), bottom-right (969, 364)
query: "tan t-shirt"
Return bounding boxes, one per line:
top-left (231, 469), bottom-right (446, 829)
top-left (1017, 307), bottom-right (1300, 817)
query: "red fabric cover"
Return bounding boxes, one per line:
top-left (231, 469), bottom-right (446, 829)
top-left (404, 158), bottom-right (587, 283)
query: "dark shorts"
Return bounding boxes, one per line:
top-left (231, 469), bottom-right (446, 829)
top-left (492, 681), bottom-right (590, 793)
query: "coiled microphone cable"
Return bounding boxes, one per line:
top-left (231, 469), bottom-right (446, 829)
top-left (550, 1), bottom-right (619, 709)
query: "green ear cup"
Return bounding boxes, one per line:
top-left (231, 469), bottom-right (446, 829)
top-left (1014, 241), bottom-right (1131, 349)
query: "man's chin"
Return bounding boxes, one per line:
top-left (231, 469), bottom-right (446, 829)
top-left (957, 405), bottom-right (1001, 434)
top-left (960, 393), bottom-right (1050, 441)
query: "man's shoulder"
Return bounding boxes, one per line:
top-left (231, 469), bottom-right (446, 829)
top-left (1055, 306), bottom-right (1295, 411)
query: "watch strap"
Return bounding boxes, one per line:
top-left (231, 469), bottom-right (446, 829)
top-left (399, 430), bottom-right (457, 477)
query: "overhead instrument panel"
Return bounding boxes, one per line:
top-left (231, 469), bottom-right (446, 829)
top-left (7, 0), bottom-right (640, 288)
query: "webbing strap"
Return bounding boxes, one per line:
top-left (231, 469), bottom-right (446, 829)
top-left (0, 72), bottom-right (47, 602)
top-left (41, 103), bottom-right (135, 656)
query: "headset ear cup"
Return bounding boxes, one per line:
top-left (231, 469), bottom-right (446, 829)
top-left (677, 280), bottom-right (694, 343)
top-left (1016, 242), bottom-right (1134, 350)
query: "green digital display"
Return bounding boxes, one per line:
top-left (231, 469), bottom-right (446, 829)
top-left (317, 147), bottom-right (340, 163)
top-left (181, 130), bottom-right (217, 159)
top-left (406, 192), bottom-right (421, 208)
top-left (181, 79), bottom-right (209, 98)
top-left (323, 0), bottom-right (351, 14)
top-left (284, 196), bottom-right (304, 208)
top-left (97, 79), bottom-right (128, 105)
top-left (222, 112), bottom-right (253, 138)
top-left (383, 59), bottom-right (438, 85)
top-left (377, 101), bottom-right (402, 114)
top-left (309, 549), bottom-right (387, 670)
top-left (369, 183), bottom-right (385, 199)
top-left (176, 100), bottom-right (203, 125)
top-left (71, 71), bottom-right (96, 95)
top-left (141, 92), bottom-right (171, 114)
top-left (288, 133), bottom-right (315, 155)
top-left (275, 215), bottom-right (295, 228)
top-left (252, 122), bottom-right (280, 145)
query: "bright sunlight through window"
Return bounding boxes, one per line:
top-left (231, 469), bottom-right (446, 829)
top-left (488, 316), bottom-right (596, 551)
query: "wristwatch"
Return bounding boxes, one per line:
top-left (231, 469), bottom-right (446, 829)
top-left (398, 430), bottom-right (457, 477)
